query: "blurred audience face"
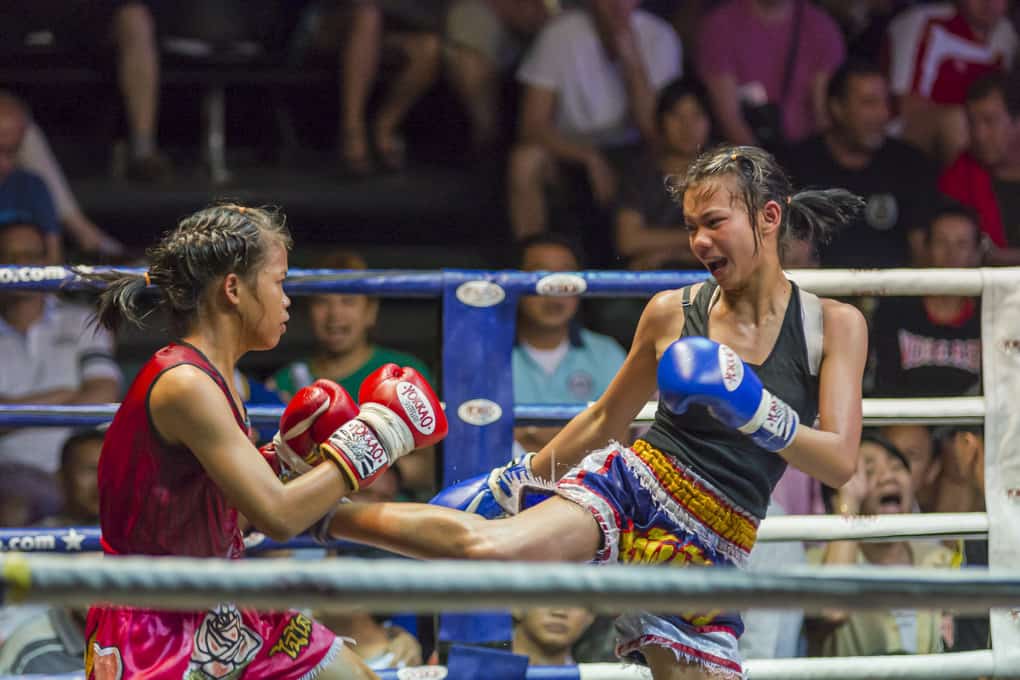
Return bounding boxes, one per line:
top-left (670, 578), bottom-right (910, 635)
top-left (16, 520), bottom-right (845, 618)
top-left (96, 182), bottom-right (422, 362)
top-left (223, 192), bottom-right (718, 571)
top-left (830, 72), bottom-right (890, 153)
top-left (859, 441), bottom-right (915, 515)
top-left (61, 435), bottom-right (103, 521)
top-left (957, 0), bottom-right (1007, 34)
top-left (0, 95), bottom-right (27, 180)
top-left (966, 88), bottom-right (1016, 168)
top-left (308, 293), bottom-right (378, 356)
top-left (881, 425), bottom-right (939, 507)
top-left (513, 607), bottom-right (595, 659)
top-left (519, 243), bottom-right (581, 333)
top-left (0, 224), bottom-right (47, 304)
top-left (661, 94), bottom-right (711, 158)
top-left (928, 214), bottom-right (982, 268)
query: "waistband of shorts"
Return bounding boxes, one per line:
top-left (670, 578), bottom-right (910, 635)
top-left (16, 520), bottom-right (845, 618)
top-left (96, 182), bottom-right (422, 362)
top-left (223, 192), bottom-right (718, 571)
top-left (630, 439), bottom-right (758, 554)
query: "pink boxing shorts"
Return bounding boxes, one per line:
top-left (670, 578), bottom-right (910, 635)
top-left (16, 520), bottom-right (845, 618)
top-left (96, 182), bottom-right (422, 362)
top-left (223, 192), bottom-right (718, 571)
top-left (556, 439), bottom-right (760, 679)
top-left (85, 603), bottom-right (344, 680)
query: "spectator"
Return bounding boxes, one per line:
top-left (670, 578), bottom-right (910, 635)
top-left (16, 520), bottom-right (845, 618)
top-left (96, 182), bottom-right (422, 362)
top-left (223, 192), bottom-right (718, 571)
top-left (512, 234), bottom-right (627, 454)
top-left (269, 250), bottom-right (436, 493)
top-left (17, 120), bottom-right (124, 258)
top-left (0, 92), bottom-right (61, 263)
top-left (869, 202), bottom-right (982, 397)
top-left (444, 0), bottom-right (558, 153)
top-left (0, 220), bottom-right (121, 474)
top-left (938, 75), bottom-right (1020, 264)
top-left (508, 0), bottom-right (681, 241)
top-left (885, 0), bottom-right (1017, 163)
top-left (783, 60), bottom-right (938, 267)
top-left (881, 424), bottom-right (940, 512)
top-left (697, 0), bottom-right (845, 149)
top-left (0, 607), bottom-right (87, 674)
top-left (0, 463), bottom-right (61, 527)
top-left (37, 429), bottom-right (104, 527)
top-left (294, 1), bottom-right (442, 175)
top-left (511, 607), bottom-right (594, 665)
top-left (614, 76), bottom-right (709, 271)
top-left (807, 432), bottom-right (954, 656)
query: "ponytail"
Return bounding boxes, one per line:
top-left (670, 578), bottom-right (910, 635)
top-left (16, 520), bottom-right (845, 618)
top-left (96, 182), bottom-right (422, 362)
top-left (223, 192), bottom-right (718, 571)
top-left (786, 189), bottom-right (865, 246)
top-left (86, 270), bottom-right (161, 333)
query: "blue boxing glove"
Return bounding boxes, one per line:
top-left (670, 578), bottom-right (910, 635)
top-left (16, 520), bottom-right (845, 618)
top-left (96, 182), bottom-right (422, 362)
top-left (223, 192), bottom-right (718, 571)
top-left (658, 337), bottom-right (799, 452)
top-left (430, 452), bottom-right (551, 518)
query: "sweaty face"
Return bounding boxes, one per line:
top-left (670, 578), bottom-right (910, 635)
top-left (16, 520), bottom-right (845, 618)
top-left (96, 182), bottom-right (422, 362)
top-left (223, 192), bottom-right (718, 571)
top-left (518, 244), bottom-right (581, 331)
top-left (928, 215), bottom-right (982, 268)
top-left (683, 176), bottom-right (761, 288)
top-left (860, 442), bottom-right (915, 515)
top-left (517, 607), bottom-right (594, 653)
top-left (832, 74), bottom-right (890, 152)
top-left (241, 239), bottom-right (291, 351)
top-left (308, 293), bottom-right (377, 356)
top-left (661, 95), bottom-right (711, 157)
top-left (967, 92), bottom-right (1015, 168)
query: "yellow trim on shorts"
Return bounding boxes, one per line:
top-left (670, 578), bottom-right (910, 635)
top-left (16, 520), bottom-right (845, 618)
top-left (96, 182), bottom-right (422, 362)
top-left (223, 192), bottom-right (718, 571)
top-left (631, 440), bottom-right (757, 553)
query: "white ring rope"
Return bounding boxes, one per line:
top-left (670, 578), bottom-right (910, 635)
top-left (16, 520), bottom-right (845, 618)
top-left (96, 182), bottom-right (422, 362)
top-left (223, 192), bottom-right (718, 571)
top-left (786, 268), bottom-right (986, 296)
top-left (2, 555), bottom-right (1017, 615)
top-left (756, 512), bottom-right (988, 543)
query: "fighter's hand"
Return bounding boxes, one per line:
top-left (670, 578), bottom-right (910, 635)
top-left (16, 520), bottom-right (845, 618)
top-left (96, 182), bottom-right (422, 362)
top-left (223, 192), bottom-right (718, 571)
top-left (275, 379), bottom-right (360, 476)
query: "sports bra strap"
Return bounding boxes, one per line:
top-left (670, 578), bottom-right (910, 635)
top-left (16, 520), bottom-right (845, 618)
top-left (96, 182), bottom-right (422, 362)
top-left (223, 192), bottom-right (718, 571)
top-left (799, 287), bottom-right (823, 377)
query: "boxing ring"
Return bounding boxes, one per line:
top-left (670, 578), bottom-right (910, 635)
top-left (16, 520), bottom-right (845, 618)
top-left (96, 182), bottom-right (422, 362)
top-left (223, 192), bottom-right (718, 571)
top-left (0, 264), bottom-right (1018, 679)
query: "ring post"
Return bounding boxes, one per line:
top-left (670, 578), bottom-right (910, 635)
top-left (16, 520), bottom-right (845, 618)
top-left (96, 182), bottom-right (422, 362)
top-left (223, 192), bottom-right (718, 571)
top-left (439, 269), bottom-right (520, 647)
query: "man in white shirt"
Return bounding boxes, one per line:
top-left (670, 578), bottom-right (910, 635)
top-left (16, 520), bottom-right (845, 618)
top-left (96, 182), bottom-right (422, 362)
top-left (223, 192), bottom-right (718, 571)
top-left (0, 220), bottom-right (120, 473)
top-left (508, 0), bottom-right (681, 242)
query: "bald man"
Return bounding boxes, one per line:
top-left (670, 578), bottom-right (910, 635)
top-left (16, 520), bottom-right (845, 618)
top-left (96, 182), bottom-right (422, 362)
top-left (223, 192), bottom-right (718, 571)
top-left (0, 93), bottom-right (61, 263)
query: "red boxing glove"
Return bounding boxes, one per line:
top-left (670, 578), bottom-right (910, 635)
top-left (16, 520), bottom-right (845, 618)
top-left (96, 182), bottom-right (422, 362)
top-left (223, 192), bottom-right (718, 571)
top-left (276, 379), bottom-right (360, 475)
top-left (358, 364), bottom-right (447, 451)
top-left (319, 364), bottom-right (447, 490)
top-left (258, 441), bottom-right (283, 477)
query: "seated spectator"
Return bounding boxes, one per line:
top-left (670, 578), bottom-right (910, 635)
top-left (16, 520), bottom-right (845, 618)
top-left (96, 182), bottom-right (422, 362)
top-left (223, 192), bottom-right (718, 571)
top-left (444, 0), bottom-right (558, 153)
top-left (37, 429), bottom-right (104, 527)
top-left (783, 60), bottom-right (938, 267)
top-left (18, 120), bottom-right (124, 258)
top-left (697, 0), bottom-right (845, 149)
top-left (508, 0), bottom-right (681, 242)
top-left (0, 92), bottom-right (61, 263)
top-left (269, 250), bottom-right (436, 493)
top-left (0, 463), bottom-right (61, 527)
top-left (512, 235), bottom-right (627, 454)
top-left (869, 202), bottom-right (982, 397)
top-left (293, 1), bottom-right (442, 175)
top-left (807, 432), bottom-right (954, 656)
top-left (0, 220), bottom-right (121, 473)
top-left (0, 607), bottom-right (86, 674)
top-left (511, 607), bottom-right (594, 665)
top-left (881, 425), bottom-right (940, 512)
top-left (885, 0), bottom-right (1017, 163)
top-left (614, 76), bottom-right (709, 271)
top-left (938, 75), bottom-right (1020, 264)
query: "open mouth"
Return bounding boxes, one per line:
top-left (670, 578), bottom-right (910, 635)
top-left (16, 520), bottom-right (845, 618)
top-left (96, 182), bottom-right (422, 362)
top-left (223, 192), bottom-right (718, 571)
top-left (878, 492), bottom-right (902, 512)
top-left (706, 258), bottom-right (728, 276)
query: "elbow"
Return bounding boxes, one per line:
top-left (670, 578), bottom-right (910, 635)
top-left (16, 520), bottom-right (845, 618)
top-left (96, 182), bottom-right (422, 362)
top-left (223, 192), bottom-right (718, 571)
top-left (824, 453), bottom-right (858, 489)
top-left (255, 516), bottom-right (299, 543)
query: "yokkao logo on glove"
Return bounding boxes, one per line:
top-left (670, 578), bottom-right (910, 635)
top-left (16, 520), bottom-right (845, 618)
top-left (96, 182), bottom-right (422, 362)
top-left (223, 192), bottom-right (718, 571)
top-left (718, 345), bottom-right (743, 391)
top-left (396, 381), bottom-right (436, 435)
top-left (329, 421), bottom-right (388, 476)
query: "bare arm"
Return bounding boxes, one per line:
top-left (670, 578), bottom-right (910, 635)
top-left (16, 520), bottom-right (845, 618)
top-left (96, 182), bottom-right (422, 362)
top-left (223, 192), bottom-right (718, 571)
top-left (615, 208), bottom-right (697, 265)
top-left (150, 365), bottom-right (353, 541)
top-left (703, 73), bottom-right (755, 145)
top-left (531, 289), bottom-right (685, 479)
top-left (778, 300), bottom-right (867, 489)
top-left (519, 84), bottom-right (598, 166)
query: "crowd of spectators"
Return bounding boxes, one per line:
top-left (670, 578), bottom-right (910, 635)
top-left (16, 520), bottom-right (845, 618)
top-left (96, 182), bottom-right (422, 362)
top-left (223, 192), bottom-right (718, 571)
top-left (0, 0), bottom-right (1014, 672)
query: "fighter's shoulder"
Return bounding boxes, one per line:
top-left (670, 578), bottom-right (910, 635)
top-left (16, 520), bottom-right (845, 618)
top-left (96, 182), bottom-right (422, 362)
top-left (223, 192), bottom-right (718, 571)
top-left (641, 284), bottom-right (701, 333)
top-left (819, 298), bottom-right (867, 345)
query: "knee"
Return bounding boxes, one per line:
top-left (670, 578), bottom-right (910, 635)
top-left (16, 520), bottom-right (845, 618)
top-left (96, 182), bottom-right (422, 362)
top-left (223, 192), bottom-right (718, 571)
top-left (114, 3), bottom-right (156, 47)
top-left (509, 144), bottom-right (550, 186)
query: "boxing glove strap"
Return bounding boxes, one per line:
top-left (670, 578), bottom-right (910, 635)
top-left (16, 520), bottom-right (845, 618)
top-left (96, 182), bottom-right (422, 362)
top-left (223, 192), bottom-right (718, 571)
top-left (273, 433), bottom-right (314, 476)
top-left (737, 389), bottom-right (775, 434)
top-left (357, 402), bottom-right (415, 460)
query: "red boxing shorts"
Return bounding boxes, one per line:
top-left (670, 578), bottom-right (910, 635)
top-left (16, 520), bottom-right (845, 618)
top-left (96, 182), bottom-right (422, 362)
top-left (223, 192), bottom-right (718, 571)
top-left (556, 439), bottom-right (759, 679)
top-left (85, 603), bottom-right (344, 680)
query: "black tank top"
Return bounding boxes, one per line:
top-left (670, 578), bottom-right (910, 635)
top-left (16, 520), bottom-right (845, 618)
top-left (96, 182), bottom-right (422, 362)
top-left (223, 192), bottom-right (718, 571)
top-left (642, 281), bottom-right (819, 519)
